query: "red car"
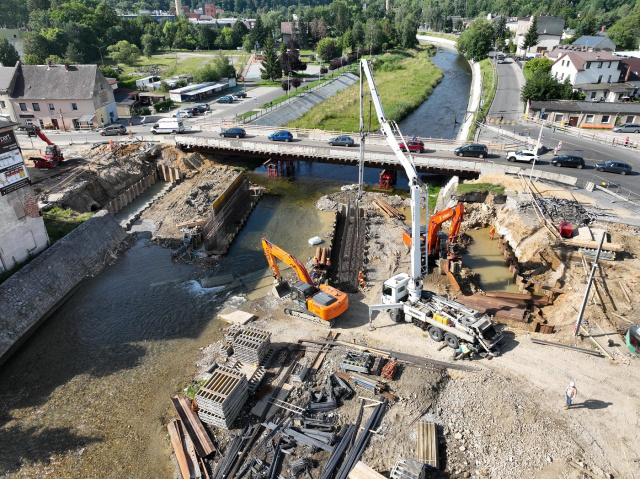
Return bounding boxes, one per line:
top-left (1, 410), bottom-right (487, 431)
top-left (398, 140), bottom-right (425, 153)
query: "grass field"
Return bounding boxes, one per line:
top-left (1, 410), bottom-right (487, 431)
top-left (287, 47), bottom-right (443, 132)
top-left (43, 208), bottom-right (93, 244)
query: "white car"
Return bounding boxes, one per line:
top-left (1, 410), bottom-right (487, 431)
top-left (173, 109), bottom-right (193, 118)
top-left (506, 150), bottom-right (539, 164)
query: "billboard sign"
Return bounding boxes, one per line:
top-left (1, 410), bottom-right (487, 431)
top-left (0, 129), bottom-right (30, 196)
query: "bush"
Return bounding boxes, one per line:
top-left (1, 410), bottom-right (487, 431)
top-left (153, 99), bottom-right (174, 113)
top-left (131, 107), bottom-right (151, 116)
top-left (320, 66), bottom-right (328, 74)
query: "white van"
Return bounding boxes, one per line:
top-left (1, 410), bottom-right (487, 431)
top-left (151, 118), bottom-right (185, 134)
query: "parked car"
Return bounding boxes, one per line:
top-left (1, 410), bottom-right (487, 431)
top-left (98, 124), bottom-right (127, 136)
top-left (506, 150), bottom-right (539, 164)
top-left (595, 161), bottom-right (632, 175)
top-left (268, 130), bottom-right (293, 142)
top-left (612, 123), bottom-right (640, 133)
top-left (551, 155), bottom-right (585, 168)
top-left (398, 140), bottom-right (425, 153)
top-left (220, 127), bottom-right (246, 138)
top-left (173, 109), bottom-right (193, 118)
top-left (184, 106), bottom-right (200, 115)
top-left (234, 91), bottom-right (248, 98)
top-left (328, 135), bottom-right (355, 147)
top-left (196, 104), bottom-right (210, 111)
top-left (454, 143), bottom-right (488, 158)
top-left (216, 96), bottom-right (234, 103)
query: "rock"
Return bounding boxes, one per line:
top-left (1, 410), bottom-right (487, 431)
top-left (463, 472), bottom-right (471, 478)
top-left (459, 446), bottom-right (466, 452)
top-left (454, 432), bottom-right (463, 440)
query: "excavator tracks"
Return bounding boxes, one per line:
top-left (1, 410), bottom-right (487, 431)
top-left (284, 308), bottom-right (335, 328)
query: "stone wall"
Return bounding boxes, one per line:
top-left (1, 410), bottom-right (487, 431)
top-left (0, 210), bottom-right (127, 365)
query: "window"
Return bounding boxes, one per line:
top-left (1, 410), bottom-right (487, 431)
top-left (32, 103), bottom-right (40, 111)
top-left (602, 115), bottom-right (610, 123)
top-left (585, 62), bottom-right (591, 69)
top-left (597, 62), bottom-right (603, 68)
top-left (19, 102), bottom-right (27, 111)
top-left (560, 73), bottom-right (565, 80)
top-left (555, 114), bottom-right (563, 122)
top-left (607, 62), bottom-right (611, 68)
top-left (597, 75), bottom-right (602, 84)
top-left (626, 116), bottom-right (634, 123)
top-left (585, 114), bottom-right (595, 123)
top-left (607, 75), bottom-right (612, 83)
top-left (591, 92), bottom-right (597, 99)
top-left (48, 103), bottom-right (54, 111)
top-left (38, 119), bottom-right (44, 129)
top-left (71, 103), bottom-right (77, 110)
top-left (0, 100), bottom-right (5, 108)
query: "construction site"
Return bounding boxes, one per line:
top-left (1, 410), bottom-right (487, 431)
top-left (2, 61), bottom-right (640, 479)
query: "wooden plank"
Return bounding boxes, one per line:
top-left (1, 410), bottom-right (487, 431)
top-left (564, 239), bottom-right (623, 252)
top-left (349, 461), bottom-right (387, 479)
top-left (167, 419), bottom-right (191, 479)
top-left (416, 421), bottom-right (438, 468)
top-left (178, 418), bottom-right (203, 479)
top-left (172, 396), bottom-right (216, 457)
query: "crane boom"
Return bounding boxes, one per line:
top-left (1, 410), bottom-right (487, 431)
top-left (360, 58), bottom-right (424, 303)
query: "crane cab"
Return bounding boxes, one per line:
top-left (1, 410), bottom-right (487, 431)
top-left (381, 273), bottom-right (411, 303)
top-left (290, 280), bottom-right (348, 321)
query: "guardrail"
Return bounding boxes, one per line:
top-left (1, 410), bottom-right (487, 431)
top-left (527, 117), bottom-right (639, 152)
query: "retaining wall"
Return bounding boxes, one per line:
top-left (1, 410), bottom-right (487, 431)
top-left (0, 210), bottom-right (127, 366)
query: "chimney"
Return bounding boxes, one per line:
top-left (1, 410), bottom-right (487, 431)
top-left (46, 60), bottom-right (52, 69)
top-left (64, 62), bottom-right (69, 71)
top-left (626, 66), bottom-right (631, 82)
top-left (601, 26), bottom-right (605, 32)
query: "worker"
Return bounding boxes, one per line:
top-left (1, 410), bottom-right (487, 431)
top-left (565, 382), bottom-right (578, 409)
top-left (141, 116), bottom-right (147, 125)
top-left (453, 343), bottom-right (472, 361)
top-left (625, 137), bottom-right (630, 147)
top-left (489, 226), bottom-right (496, 240)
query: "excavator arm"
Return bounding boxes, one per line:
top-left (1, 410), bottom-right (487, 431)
top-left (262, 238), bottom-right (314, 285)
top-left (426, 202), bottom-right (464, 255)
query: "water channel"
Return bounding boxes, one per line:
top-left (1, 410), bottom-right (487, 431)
top-left (0, 47), bottom-right (483, 478)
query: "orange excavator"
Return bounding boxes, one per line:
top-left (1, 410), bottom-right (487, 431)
top-left (402, 201), bottom-right (464, 259)
top-left (262, 238), bottom-right (348, 327)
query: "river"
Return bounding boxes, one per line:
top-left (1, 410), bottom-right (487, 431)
top-left (0, 47), bottom-right (473, 478)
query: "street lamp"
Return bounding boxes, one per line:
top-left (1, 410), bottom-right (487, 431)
top-left (318, 60), bottom-right (322, 83)
top-left (92, 44), bottom-right (106, 66)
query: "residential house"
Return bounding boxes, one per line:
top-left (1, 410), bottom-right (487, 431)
top-left (618, 57), bottom-right (640, 99)
top-left (561, 28), bottom-right (575, 41)
top-left (281, 22), bottom-right (297, 44)
top-left (113, 88), bottom-right (140, 117)
top-left (516, 15), bottom-right (565, 56)
top-left (572, 35), bottom-right (616, 52)
top-left (528, 100), bottom-right (640, 128)
top-left (9, 62), bottom-right (118, 129)
top-left (0, 119), bottom-right (50, 272)
top-left (550, 51), bottom-right (634, 102)
top-left (0, 64), bottom-right (18, 122)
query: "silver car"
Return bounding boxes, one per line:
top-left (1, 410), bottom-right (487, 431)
top-left (612, 123), bottom-right (640, 133)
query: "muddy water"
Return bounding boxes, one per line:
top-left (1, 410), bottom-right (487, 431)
top-left (464, 228), bottom-right (520, 293)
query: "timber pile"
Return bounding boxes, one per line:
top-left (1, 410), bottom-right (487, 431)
top-left (455, 295), bottom-right (530, 323)
top-left (416, 420), bottom-right (438, 470)
top-left (372, 198), bottom-right (405, 220)
top-left (485, 291), bottom-right (552, 306)
top-left (196, 366), bottom-right (249, 429)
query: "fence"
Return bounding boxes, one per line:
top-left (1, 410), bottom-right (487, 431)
top-left (586, 174), bottom-right (640, 212)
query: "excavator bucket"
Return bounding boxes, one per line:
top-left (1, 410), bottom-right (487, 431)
top-left (272, 280), bottom-right (291, 298)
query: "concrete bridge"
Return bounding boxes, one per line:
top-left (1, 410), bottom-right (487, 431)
top-left (175, 127), bottom-right (515, 178)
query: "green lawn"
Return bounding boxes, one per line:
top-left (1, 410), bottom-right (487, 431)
top-left (43, 207), bottom-right (93, 244)
top-left (457, 182), bottom-right (505, 195)
top-left (287, 47), bottom-right (443, 132)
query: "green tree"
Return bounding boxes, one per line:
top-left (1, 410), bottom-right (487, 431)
top-left (23, 32), bottom-right (50, 64)
top-left (212, 53), bottom-right (236, 78)
top-left (395, 4), bottom-right (419, 48)
top-left (493, 16), bottom-right (507, 44)
top-left (574, 12), bottom-right (598, 37)
top-left (607, 14), bottom-right (640, 50)
top-left (194, 63), bottom-right (221, 82)
top-left (141, 34), bottom-right (159, 58)
top-left (457, 19), bottom-right (494, 61)
top-left (310, 17), bottom-right (328, 42)
top-left (522, 16), bottom-right (539, 52)
top-left (316, 37), bottom-right (338, 62)
top-left (523, 57), bottom-right (553, 80)
top-left (352, 21), bottom-right (365, 48)
top-left (250, 15), bottom-right (267, 48)
top-left (0, 39), bottom-right (20, 67)
top-left (64, 42), bottom-right (83, 63)
top-left (521, 72), bottom-right (571, 102)
top-left (342, 28), bottom-right (354, 54)
top-left (454, 19), bottom-right (463, 31)
top-left (107, 40), bottom-right (140, 65)
top-left (260, 36), bottom-right (281, 81)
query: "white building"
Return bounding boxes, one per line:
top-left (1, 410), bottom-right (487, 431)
top-left (516, 15), bottom-right (565, 56)
top-left (551, 51), bottom-right (635, 102)
top-left (0, 119), bottom-right (50, 272)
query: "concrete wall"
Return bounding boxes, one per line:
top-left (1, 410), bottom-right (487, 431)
top-left (0, 210), bottom-right (126, 366)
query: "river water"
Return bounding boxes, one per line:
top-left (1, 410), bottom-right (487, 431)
top-left (0, 48), bottom-right (474, 478)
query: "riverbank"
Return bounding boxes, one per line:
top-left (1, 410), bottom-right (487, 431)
top-left (417, 34), bottom-right (477, 141)
top-left (287, 46), bottom-right (442, 132)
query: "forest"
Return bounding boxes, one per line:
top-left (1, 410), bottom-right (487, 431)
top-left (0, 0), bottom-right (638, 69)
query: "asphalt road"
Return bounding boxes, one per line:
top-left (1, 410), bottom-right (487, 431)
top-left (480, 55), bottom-right (640, 194)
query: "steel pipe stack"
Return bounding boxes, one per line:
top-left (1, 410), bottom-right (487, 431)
top-left (195, 366), bottom-right (249, 429)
